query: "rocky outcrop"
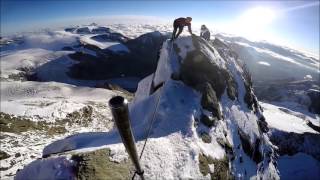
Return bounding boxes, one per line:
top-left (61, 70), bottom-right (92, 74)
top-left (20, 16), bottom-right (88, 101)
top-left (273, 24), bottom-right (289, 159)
top-left (198, 153), bottom-right (231, 180)
top-left (91, 33), bottom-right (129, 44)
top-left (76, 27), bottom-right (91, 34)
top-left (179, 37), bottom-right (237, 100)
top-left (71, 148), bottom-right (132, 180)
top-left (68, 31), bottom-right (168, 87)
top-left (201, 83), bottom-right (222, 120)
top-left (171, 36), bottom-right (278, 178)
top-left (15, 34), bottom-right (279, 179)
top-left (270, 131), bottom-right (320, 161)
top-left (308, 89), bottom-right (320, 114)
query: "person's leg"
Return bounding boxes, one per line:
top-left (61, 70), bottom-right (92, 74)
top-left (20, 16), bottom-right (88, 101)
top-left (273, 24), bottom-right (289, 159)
top-left (175, 26), bottom-right (183, 39)
top-left (172, 27), bottom-right (177, 40)
top-left (172, 21), bottom-right (178, 40)
top-left (204, 32), bottom-right (210, 40)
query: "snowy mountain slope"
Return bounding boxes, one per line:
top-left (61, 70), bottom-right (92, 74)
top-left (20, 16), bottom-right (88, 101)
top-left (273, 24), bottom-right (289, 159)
top-left (0, 46), bottom-right (112, 88)
top-left (215, 34), bottom-right (319, 82)
top-left (15, 35), bottom-right (280, 179)
top-left (261, 103), bottom-right (319, 134)
top-left (1, 22), bottom-right (319, 179)
top-left (254, 79), bottom-right (320, 115)
top-left (212, 35), bottom-right (320, 178)
top-left (67, 30), bottom-right (169, 91)
top-left (260, 102), bottom-right (320, 168)
top-left (0, 24), bottom-right (169, 92)
top-left (0, 80), bottom-right (123, 178)
top-left (215, 33), bottom-right (320, 119)
top-left (0, 25), bottom-right (138, 178)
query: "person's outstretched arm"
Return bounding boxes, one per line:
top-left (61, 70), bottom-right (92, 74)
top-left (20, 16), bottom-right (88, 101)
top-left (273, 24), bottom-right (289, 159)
top-left (188, 24), bottom-right (192, 35)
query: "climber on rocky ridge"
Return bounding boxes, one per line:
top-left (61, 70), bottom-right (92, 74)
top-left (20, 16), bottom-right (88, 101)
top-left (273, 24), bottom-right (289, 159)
top-left (171, 17), bottom-right (193, 41)
top-left (200, 25), bottom-right (210, 41)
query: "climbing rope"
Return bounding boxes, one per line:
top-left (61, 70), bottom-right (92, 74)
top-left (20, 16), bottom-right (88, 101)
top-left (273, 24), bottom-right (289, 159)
top-left (132, 40), bottom-right (174, 180)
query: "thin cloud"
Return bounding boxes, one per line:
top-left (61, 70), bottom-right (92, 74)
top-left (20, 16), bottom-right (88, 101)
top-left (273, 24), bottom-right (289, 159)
top-left (282, 1), bottom-right (319, 12)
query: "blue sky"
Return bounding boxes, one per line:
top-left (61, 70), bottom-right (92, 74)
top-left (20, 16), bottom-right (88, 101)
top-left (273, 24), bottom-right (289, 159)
top-left (1, 0), bottom-right (319, 55)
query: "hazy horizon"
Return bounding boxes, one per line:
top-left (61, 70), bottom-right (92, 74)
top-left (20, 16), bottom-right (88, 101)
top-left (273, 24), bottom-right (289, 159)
top-left (1, 0), bottom-right (319, 56)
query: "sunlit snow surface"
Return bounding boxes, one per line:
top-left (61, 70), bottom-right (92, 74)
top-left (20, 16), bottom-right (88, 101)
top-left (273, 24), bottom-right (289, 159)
top-left (80, 35), bottom-right (129, 52)
top-left (1, 21), bottom-right (319, 179)
top-left (261, 102), bottom-right (319, 134)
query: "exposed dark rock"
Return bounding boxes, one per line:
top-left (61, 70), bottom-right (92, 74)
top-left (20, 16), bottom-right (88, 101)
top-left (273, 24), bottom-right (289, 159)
top-left (243, 84), bottom-right (253, 110)
top-left (65, 28), bottom-right (76, 32)
top-left (200, 132), bottom-right (212, 143)
top-left (200, 114), bottom-right (217, 127)
top-left (306, 120), bottom-right (320, 133)
top-left (252, 96), bottom-right (260, 113)
top-left (308, 90), bottom-right (320, 114)
top-left (243, 81), bottom-right (259, 112)
top-left (76, 27), bottom-right (91, 34)
top-left (124, 31), bottom-right (167, 67)
top-left (91, 33), bottom-right (129, 44)
top-left (258, 117), bottom-right (269, 133)
top-left (200, 83), bottom-right (222, 119)
top-left (179, 36), bottom-right (237, 102)
top-left (0, 151), bottom-right (10, 160)
top-left (216, 137), bottom-right (235, 162)
top-left (198, 153), bottom-right (231, 180)
top-left (226, 76), bottom-right (237, 101)
top-left (211, 38), bottom-right (239, 101)
top-left (270, 131), bottom-right (320, 161)
top-left (7, 67), bottom-right (39, 82)
top-left (68, 51), bottom-right (98, 62)
top-left (82, 43), bottom-right (105, 54)
top-left (0, 106), bottom-right (95, 135)
top-left (8, 72), bottom-right (27, 81)
top-left (252, 138), bottom-right (263, 163)
top-left (71, 148), bottom-right (132, 180)
top-left (180, 46), bottom-right (226, 99)
top-left (238, 130), bottom-right (263, 164)
top-left (5, 67), bottom-right (36, 81)
top-left (15, 153), bottom-right (21, 158)
top-left (151, 82), bottom-right (164, 94)
top-left (68, 31), bottom-right (166, 83)
top-left (91, 27), bottom-right (110, 34)
top-left (0, 112), bottom-right (40, 133)
top-left (199, 153), bottom-right (213, 176)
top-left (216, 138), bottom-right (232, 151)
top-left (64, 106), bottom-right (93, 127)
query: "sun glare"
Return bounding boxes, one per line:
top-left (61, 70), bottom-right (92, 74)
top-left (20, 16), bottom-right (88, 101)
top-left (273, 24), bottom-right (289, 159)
top-left (239, 7), bottom-right (276, 27)
top-left (230, 7), bottom-right (276, 40)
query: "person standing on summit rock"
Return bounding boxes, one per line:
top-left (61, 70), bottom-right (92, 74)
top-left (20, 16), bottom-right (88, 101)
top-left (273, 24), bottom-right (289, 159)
top-left (171, 17), bottom-right (193, 40)
top-left (200, 25), bottom-right (210, 41)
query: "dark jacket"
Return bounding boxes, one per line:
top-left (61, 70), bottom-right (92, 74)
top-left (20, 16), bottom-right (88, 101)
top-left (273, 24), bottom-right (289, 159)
top-left (200, 26), bottom-right (210, 40)
top-left (174, 18), bottom-right (192, 34)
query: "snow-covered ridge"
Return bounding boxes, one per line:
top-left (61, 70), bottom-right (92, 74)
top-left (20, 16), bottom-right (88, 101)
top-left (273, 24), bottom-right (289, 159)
top-left (15, 35), bottom-right (280, 179)
top-left (216, 34), bottom-right (320, 84)
top-left (1, 23), bottom-right (319, 179)
top-left (1, 24), bottom-right (134, 178)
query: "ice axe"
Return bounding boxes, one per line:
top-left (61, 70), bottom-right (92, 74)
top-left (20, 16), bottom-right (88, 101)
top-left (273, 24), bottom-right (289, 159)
top-left (109, 96), bottom-right (145, 180)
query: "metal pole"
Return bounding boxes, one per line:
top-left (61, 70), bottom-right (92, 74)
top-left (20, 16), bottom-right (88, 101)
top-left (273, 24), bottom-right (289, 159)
top-left (109, 96), bottom-right (145, 180)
